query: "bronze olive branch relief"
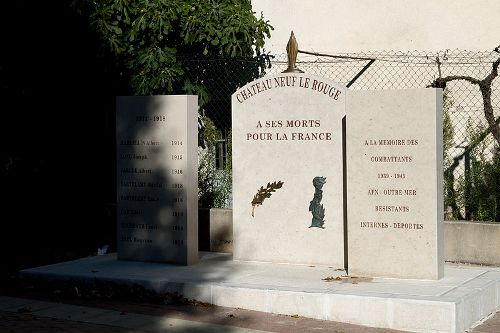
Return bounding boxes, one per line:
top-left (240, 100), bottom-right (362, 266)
top-left (251, 181), bottom-right (284, 217)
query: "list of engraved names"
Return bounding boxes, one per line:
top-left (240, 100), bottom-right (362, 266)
top-left (117, 111), bottom-right (186, 249)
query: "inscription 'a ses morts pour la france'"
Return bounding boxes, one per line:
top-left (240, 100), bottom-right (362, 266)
top-left (116, 95), bottom-right (198, 265)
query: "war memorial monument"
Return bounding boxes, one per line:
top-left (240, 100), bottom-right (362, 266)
top-left (19, 32), bottom-right (500, 333)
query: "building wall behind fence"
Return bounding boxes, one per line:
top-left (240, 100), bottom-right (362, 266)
top-left (252, 0), bottom-right (500, 53)
top-left (192, 50), bottom-right (499, 220)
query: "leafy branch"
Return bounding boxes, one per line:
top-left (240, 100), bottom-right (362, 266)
top-left (251, 181), bottom-right (284, 217)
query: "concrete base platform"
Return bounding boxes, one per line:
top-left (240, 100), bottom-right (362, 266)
top-left (19, 252), bottom-right (500, 333)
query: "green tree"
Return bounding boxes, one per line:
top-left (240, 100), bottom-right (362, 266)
top-left (442, 90), bottom-right (459, 220)
top-left (72, 0), bottom-right (273, 99)
top-left (433, 53), bottom-right (500, 221)
top-left (463, 122), bottom-right (499, 221)
top-left (73, 0), bottom-right (273, 208)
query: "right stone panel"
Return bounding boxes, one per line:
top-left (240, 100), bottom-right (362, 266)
top-left (347, 89), bottom-right (444, 279)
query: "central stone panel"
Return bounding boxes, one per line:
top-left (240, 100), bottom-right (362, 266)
top-left (232, 73), bottom-right (346, 267)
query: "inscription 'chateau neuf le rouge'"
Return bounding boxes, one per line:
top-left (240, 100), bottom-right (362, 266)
top-left (235, 76), bottom-right (342, 104)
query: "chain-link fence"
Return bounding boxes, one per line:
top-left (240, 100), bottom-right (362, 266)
top-left (192, 50), bottom-right (500, 221)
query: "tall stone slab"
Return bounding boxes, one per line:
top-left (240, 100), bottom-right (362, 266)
top-left (116, 95), bottom-right (198, 265)
top-left (232, 73), bottom-right (346, 267)
top-left (347, 89), bottom-right (443, 279)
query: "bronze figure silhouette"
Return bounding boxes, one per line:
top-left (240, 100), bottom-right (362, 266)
top-left (283, 31), bottom-right (303, 73)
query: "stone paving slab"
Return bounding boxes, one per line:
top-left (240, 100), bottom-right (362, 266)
top-left (0, 295), bottom-right (411, 333)
top-left (0, 310), bottom-right (150, 333)
top-left (1, 295), bottom-right (498, 333)
top-left (0, 296), bottom-right (268, 333)
top-left (19, 252), bottom-right (500, 333)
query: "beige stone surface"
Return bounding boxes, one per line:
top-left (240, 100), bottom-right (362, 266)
top-left (20, 254), bottom-right (500, 333)
top-left (346, 89), bottom-right (443, 279)
top-left (209, 208), bottom-right (233, 253)
top-left (116, 95), bottom-right (198, 265)
top-left (232, 73), bottom-right (346, 267)
top-left (445, 221), bottom-right (500, 266)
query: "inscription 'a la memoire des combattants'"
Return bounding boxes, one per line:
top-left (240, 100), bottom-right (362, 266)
top-left (235, 76), bottom-right (342, 104)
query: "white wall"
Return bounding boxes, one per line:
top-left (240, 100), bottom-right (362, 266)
top-left (252, 0), bottom-right (500, 54)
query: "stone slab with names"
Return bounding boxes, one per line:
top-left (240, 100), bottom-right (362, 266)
top-left (116, 95), bottom-right (198, 265)
top-left (232, 73), bottom-right (346, 267)
top-left (347, 88), bottom-right (444, 279)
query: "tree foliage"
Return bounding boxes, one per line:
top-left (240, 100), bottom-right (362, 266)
top-left (443, 105), bottom-right (500, 222)
top-left (72, 0), bottom-right (273, 96)
top-left (72, 1), bottom-right (273, 208)
top-left (459, 122), bottom-right (499, 221)
top-left (433, 52), bottom-right (500, 221)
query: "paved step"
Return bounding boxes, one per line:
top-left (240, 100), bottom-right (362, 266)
top-left (19, 252), bottom-right (500, 332)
